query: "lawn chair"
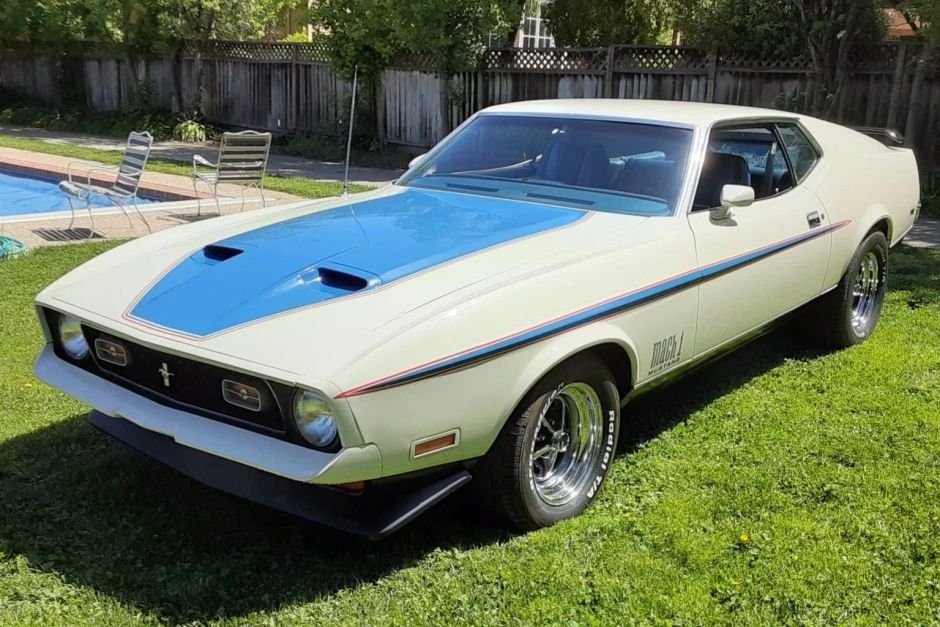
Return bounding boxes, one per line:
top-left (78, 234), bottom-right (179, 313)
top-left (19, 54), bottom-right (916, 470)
top-left (192, 130), bottom-right (272, 216)
top-left (59, 131), bottom-right (154, 236)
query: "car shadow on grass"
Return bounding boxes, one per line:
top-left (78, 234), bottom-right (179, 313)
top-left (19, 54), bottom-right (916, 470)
top-left (2, 247), bottom-right (933, 623)
top-left (619, 244), bottom-right (939, 450)
top-left (0, 329), bottom-right (819, 623)
top-left (0, 414), bottom-right (511, 623)
top-left (618, 325), bottom-right (827, 453)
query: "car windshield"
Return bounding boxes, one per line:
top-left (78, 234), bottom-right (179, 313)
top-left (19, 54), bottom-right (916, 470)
top-left (399, 114), bottom-right (694, 216)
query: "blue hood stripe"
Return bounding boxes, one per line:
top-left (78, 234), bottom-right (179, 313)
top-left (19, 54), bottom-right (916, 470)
top-left (337, 220), bottom-right (852, 398)
top-left (125, 188), bottom-right (589, 338)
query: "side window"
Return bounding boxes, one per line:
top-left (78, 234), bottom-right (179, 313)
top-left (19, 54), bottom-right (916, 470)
top-left (693, 125), bottom-right (795, 210)
top-left (777, 124), bottom-right (820, 182)
top-left (710, 128), bottom-right (785, 172)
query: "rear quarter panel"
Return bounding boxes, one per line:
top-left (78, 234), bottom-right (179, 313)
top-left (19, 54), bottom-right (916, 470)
top-left (800, 118), bottom-right (919, 288)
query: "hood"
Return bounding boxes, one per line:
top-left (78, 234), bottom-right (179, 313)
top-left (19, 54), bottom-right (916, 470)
top-left (127, 187), bottom-right (586, 337)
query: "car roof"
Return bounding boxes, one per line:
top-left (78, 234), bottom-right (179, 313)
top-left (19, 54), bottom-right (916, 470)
top-left (481, 99), bottom-right (801, 127)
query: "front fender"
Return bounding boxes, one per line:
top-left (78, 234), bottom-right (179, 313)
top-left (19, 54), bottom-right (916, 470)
top-left (343, 322), bottom-right (640, 478)
top-left (499, 321), bottom-right (639, 423)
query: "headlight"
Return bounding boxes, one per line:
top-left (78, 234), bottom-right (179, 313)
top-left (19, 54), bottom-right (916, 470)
top-left (292, 389), bottom-right (338, 448)
top-left (58, 314), bottom-right (89, 360)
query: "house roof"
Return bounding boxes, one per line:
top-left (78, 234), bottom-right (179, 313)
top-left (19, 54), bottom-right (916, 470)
top-left (885, 8), bottom-right (918, 39)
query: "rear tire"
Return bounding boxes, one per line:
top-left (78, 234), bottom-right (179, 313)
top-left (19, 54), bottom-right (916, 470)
top-left (473, 354), bottom-right (620, 531)
top-left (816, 231), bottom-right (888, 348)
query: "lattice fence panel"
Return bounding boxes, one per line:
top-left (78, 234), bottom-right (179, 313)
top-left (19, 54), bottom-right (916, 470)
top-left (717, 52), bottom-right (813, 72)
top-left (849, 44), bottom-right (900, 72)
top-left (613, 46), bottom-right (709, 72)
top-left (483, 48), bottom-right (609, 73)
top-left (388, 52), bottom-right (440, 70)
top-left (293, 43), bottom-right (333, 63)
top-left (177, 41), bottom-right (331, 63)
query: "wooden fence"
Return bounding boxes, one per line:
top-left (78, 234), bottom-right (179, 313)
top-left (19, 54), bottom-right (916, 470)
top-left (1, 41), bottom-right (938, 167)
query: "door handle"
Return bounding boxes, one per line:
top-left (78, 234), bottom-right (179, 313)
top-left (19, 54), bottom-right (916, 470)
top-left (806, 211), bottom-right (823, 228)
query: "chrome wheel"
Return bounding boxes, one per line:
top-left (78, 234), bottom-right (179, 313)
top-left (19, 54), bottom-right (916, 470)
top-left (851, 251), bottom-right (881, 334)
top-left (529, 382), bottom-right (604, 506)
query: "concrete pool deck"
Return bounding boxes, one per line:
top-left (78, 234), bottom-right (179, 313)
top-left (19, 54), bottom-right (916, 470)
top-left (0, 125), bottom-right (402, 187)
top-left (0, 144), bottom-right (302, 248)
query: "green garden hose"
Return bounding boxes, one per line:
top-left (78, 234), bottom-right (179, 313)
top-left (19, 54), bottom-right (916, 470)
top-left (0, 236), bottom-right (27, 260)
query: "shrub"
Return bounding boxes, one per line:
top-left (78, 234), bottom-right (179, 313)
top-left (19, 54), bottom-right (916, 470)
top-left (284, 133), bottom-right (411, 169)
top-left (280, 31), bottom-right (310, 43)
top-left (922, 171), bottom-right (940, 219)
top-left (172, 118), bottom-right (208, 143)
top-left (285, 133), bottom-right (348, 162)
top-left (0, 102), bottom-right (223, 144)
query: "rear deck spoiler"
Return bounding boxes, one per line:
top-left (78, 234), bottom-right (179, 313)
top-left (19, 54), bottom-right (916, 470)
top-left (851, 126), bottom-right (905, 147)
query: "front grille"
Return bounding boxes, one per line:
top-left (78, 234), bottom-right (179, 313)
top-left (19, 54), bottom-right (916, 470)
top-left (71, 322), bottom-right (290, 434)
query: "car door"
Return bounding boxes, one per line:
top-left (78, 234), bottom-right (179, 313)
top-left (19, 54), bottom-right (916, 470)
top-left (687, 122), bottom-right (831, 357)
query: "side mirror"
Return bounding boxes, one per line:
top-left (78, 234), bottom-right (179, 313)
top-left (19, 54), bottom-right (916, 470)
top-left (408, 153), bottom-right (428, 169)
top-left (712, 184), bottom-right (754, 220)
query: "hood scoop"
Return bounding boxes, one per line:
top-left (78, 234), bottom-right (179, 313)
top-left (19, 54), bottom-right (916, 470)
top-left (316, 266), bottom-right (372, 292)
top-left (200, 244), bottom-right (243, 264)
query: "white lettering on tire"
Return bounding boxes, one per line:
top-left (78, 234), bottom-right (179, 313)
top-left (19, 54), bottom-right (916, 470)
top-left (587, 410), bottom-right (616, 499)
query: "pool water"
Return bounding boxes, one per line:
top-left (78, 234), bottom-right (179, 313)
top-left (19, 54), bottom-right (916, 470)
top-left (0, 169), bottom-right (155, 217)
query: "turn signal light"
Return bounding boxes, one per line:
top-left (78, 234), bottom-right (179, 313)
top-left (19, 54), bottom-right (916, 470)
top-left (94, 338), bottom-right (128, 366)
top-left (338, 481), bottom-right (366, 492)
top-left (221, 379), bottom-right (262, 412)
top-left (412, 431), bottom-right (459, 458)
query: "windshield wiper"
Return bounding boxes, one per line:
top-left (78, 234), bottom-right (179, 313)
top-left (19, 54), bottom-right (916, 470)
top-left (523, 192), bottom-right (596, 206)
top-left (443, 181), bottom-right (501, 193)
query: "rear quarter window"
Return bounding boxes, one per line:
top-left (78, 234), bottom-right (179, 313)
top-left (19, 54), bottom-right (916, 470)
top-left (777, 124), bottom-right (820, 181)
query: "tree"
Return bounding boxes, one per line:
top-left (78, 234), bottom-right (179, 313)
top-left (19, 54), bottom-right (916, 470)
top-left (542, 0), bottom-right (673, 46)
top-left (0, 0), bottom-right (296, 49)
top-left (310, 0), bottom-right (520, 144)
top-left (311, 0), bottom-right (521, 79)
top-left (675, 0), bottom-right (804, 57)
top-left (888, 0), bottom-right (939, 147)
top-left (791, 0), bottom-right (886, 115)
top-left (0, 0), bottom-right (112, 48)
top-left (0, 0), bottom-right (301, 112)
top-left (678, 0), bottom-right (884, 115)
top-left (153, 0), bottom-right (301, 112)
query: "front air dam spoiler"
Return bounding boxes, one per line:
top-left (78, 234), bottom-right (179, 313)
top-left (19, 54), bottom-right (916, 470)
top-left (88, 411), bottom-right (472, 540)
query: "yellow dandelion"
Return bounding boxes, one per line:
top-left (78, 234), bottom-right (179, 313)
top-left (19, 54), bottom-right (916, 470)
top-left (739, 533), bottom-right (749, 543)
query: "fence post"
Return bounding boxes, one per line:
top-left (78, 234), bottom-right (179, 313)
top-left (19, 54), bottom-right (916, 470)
top-left (706, 51), bottom-right (718, 103)
top-left (376, 71), bottom-right (386, 144)
top-left (478, 55), bottom-right (490, 109)
top-left (439, 70), bottom-right (449, 144)
top-left (605, 46), bottom-right (615, 97)
top-left (886, 42), bottom-right (907, 130)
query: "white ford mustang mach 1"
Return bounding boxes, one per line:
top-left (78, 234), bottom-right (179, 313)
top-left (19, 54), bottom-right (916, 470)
top-left (35, 100), bottom-right (920, 538)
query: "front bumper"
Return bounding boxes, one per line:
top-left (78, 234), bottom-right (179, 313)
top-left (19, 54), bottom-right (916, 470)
top-left (34, 345), bottom-right (378, 484)
top-left (89, 411), bottom-right (471, 539)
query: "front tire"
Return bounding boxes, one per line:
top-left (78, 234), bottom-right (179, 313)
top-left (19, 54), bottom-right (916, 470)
top-left (819, 230), bottom-right (889, 348)
top-left (474, 355), bottom-right (620, 531)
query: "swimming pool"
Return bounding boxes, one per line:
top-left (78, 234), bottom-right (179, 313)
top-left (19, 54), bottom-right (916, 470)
top-left (0, 169), bottom-right (156, 218)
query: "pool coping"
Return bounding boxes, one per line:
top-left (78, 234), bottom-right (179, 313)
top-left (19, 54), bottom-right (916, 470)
top-left (0, 155), bottom-right (211, 202)
top-left (0, 155), bottom-right (249, 225)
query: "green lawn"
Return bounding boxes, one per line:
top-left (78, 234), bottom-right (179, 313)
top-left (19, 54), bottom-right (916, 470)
top-left (1, 243), bottom-right (938, 625)
top-left (0, 135), bottom-right (372, 199)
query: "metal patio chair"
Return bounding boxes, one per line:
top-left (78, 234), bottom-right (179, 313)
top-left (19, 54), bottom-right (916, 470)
top-left (191, 130), bottom-right (272, 216)
top-left (59, 131), bottom-right (154, 236)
